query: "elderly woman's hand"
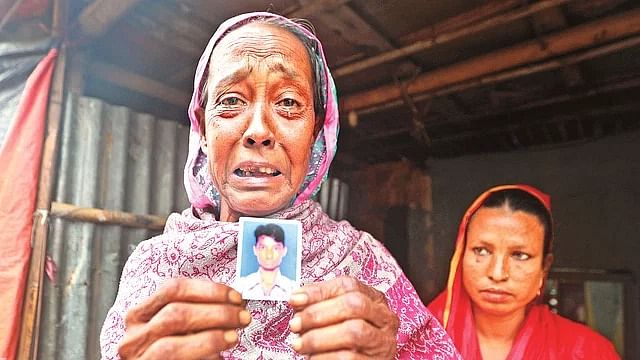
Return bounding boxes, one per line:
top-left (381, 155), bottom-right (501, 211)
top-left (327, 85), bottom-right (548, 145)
top-left (117, 278), bottom-right (251, 360)
top-left (288, 276), bottom-right (399, 359)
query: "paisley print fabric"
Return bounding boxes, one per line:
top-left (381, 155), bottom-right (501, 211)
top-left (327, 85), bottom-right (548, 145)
top-left (100, 201), bottom-right (460, 359)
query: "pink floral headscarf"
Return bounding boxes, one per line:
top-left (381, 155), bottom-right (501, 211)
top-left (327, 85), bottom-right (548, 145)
top-left (183, 12), bottom-right (339, 210)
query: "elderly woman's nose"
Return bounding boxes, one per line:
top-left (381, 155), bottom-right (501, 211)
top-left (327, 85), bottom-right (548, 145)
top-left (243, 103), bottom-right (275, 148)
top-left (488, 255), bottom-right (510, 282)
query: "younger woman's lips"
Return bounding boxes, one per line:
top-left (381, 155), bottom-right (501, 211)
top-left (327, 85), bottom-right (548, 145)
top-left (480, 289), bottom-right (513, 303)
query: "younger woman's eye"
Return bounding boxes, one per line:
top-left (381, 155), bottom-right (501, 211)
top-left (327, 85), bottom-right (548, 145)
top-left (472, 247), bottom-right (490, 256)
top-left (512, 251), bottom-right (531, 261)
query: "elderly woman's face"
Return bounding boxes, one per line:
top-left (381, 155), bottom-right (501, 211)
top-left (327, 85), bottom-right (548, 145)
top-left (462, 206), bottom-right (546, 319)
top-left (199, 23), bottom-right (316, 221)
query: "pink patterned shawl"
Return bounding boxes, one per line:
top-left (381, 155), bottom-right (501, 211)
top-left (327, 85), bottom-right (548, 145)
top-left (100, 201), bottom-right (460, 359)
top-left (100, 12), bottom-right (460, 359)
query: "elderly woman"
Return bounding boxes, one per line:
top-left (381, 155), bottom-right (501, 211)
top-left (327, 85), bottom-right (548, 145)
top-left (428, 185), bottom-right (619, 360)
top-left (100, 12), bottom-right (460, 359)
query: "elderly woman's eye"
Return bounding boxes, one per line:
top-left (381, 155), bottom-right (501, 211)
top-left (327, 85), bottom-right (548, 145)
top-left (220, 96), bottom-right (244, 106)
top-left (279, 98), bottom-right (299, 107)
top-left (512, 251), bottom-right (531, 261)
top-left (472, 247), bottom-right (490, 256)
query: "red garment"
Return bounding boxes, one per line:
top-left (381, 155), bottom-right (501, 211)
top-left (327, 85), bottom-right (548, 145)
top-left (428, 184), bottom-right (620, 360)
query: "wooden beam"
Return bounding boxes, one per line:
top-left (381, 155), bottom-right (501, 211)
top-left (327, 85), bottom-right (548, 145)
top-left (428, 72), bottom-right (640, 130)
top-left (142, 1), bottom-right (211, 44)
top-left (50, 202), bottom-right (166, 231)
top-left (286, 0), bottom-right (351, 19)
top-left (89, 62), bottom-right (191, 107)
top-left (399, 0), bottom-right (522, 45)
top-left (124, 10), bottom-right (203, 58)
top-left (353, 33), bottom-right (640, 117)
top-left (432, 103), bottom-right (640, 143)
top-left (0, 0), bottom-right (25, 33)
top-left (346, 71), bottom-right (640, 149)
top-left (333, 0), bottom-right (571, 78)
top-left (307, 0), bottom-right (420, 76)
top-left (18, 0), bottom-right (67, 358)
top-left (530, 6), bottom-right (585, 87)
top-left (342, 8), bottom-right (640, 113)
top-left (352, 106), bottom-right (640, 158)
top-left (77, 0), bottom-right (143, 38)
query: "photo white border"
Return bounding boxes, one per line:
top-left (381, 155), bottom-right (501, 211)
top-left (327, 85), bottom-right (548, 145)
top-left (236, 217), bottom-right (303, 301)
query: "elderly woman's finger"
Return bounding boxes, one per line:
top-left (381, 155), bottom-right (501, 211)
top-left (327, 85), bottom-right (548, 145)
top-left (289, 276), bottom-right (385, 309)
top-left (289, 290), bottom-right (394, 333)
top-left (146, 302), bottom-right (251, 334)
top-left (291, 319), bottom-right (396, 358)
top-left (126, 278), bottom-right (242, 324)
top-left (119, 302), bottom-right (250, 357)
top-left (130, 329), bottom-right (238, 360)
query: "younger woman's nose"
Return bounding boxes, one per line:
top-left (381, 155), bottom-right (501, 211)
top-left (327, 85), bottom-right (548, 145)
top-left (488, 255), bottom-right (510, 282)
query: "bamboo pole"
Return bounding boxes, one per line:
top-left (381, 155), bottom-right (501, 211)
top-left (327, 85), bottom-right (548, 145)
top-left (17, 0), bottom-right (67, 358)
top-left (342, 8), bottom-right (640, 113)
top-left (50, 202), bottom-right (167, 231)
top-left (333, 0), bottom-right (571, 78)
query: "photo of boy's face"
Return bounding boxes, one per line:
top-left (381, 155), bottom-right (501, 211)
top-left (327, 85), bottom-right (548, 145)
top-left (236, 218), bottom-right (301, 301)
top-left (254, 235), bottom-right (287, 271)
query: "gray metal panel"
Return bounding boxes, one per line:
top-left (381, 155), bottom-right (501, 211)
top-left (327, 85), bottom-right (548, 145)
top-left (318, 177), bottom-right (330, 213)
top-left (317, 177), bottom-right (349, 221)
top-left (174, 124), bottom-right (190, 211)
top-left (38, 94), bottom-right (190, 359)
top-left (328, 178), bottom-right (341, 220)
top-left (337, 182), bottom-right (349, 221)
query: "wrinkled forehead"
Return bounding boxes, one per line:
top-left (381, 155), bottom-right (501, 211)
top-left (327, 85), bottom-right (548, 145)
top-left (207, 22), bottom-right (312, 79)
top-left (213, 22), bottom-right (306, 57)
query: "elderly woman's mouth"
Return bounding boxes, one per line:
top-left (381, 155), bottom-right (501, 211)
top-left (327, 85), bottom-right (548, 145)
top-left (234, 166), bottom-right (282, 177)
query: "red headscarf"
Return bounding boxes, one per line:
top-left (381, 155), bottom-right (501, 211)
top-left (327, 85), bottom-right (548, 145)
top-left (428, 184), bottom-right (620, 359)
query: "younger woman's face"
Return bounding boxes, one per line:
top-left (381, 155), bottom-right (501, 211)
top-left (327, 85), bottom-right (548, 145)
top-left (198, 23), bottom-right (316, 222)
top-left (462, 206), bottom-right (547, 318)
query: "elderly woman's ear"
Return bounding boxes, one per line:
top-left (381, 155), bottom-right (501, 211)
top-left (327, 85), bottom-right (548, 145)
top-left (196, 107), bottom-right (208, 152)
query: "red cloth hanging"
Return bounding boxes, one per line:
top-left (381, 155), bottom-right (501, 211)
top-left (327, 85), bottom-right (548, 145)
top-left (0, 48), bottom-right (57, 360)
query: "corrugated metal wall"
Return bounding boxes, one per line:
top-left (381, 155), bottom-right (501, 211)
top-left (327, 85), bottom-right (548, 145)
top-left (34, 94), bottom-right (348, 358)
top-left (317, 177), bottom-right (349, 221)
top-left (38, 94), bottom-right (190, 359)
